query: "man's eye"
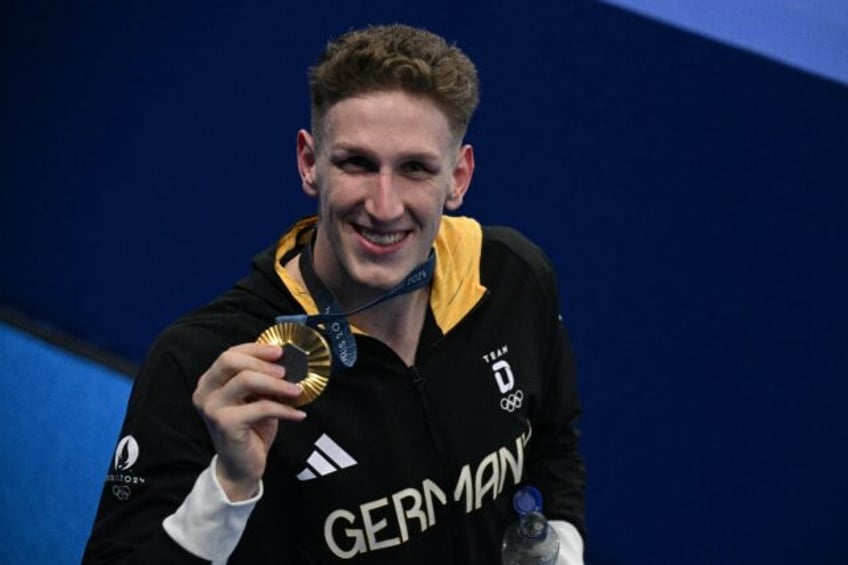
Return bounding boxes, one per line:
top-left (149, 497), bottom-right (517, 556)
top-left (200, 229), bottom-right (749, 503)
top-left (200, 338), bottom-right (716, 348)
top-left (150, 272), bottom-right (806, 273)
top-left (403, 162), bottom-right (433, 176)
top-left (337, 156), bottom-right (375, 172)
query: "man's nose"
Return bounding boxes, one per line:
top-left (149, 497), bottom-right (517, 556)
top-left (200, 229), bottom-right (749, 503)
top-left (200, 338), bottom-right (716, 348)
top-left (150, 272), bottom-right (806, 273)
top-left (365, 170), bottom-right (403, 219)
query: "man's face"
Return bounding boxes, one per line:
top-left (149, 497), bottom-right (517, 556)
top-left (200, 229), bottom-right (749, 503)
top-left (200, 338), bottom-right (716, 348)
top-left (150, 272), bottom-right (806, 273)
top-left (297, 90), bottom-right (474, 303)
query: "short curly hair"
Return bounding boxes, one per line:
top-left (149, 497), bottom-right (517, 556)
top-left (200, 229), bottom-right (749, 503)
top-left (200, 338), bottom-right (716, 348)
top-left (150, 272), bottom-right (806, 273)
top-left (308, 24), bottom-right (480, 145)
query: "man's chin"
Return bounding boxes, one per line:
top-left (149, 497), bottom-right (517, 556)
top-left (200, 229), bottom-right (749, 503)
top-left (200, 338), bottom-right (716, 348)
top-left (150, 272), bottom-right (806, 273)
top-left (351, 267), bottom-right (410, 294)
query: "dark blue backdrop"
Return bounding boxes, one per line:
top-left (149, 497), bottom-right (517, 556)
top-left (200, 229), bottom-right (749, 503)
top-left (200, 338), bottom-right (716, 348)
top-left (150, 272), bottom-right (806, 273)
top-left (2, 2), bottom-right (847, 563)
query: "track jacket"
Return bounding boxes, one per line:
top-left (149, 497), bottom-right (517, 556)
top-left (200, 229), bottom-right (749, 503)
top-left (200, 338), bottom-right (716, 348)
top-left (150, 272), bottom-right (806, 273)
top-left (83, 215), bottom-right (586, 564)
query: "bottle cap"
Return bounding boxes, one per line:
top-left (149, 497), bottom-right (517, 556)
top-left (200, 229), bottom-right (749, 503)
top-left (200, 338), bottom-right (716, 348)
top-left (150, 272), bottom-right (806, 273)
top-left (512, 485), bottom-right (543, 517)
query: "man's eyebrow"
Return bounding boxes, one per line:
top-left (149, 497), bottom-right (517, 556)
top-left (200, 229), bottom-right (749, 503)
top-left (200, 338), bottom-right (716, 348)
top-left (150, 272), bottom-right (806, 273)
top-left (400, 150), bottom-right (441, 162)
top-left (328, 141), bottom-right (363, 152)
top-left (327, 142), bottom-right (374, 158)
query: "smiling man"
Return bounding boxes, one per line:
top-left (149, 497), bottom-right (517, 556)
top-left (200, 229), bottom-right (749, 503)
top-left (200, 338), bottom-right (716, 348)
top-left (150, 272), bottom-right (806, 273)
top-left (83, 24), bottom-right (586, 564)
top-left (294, 88), bottom-right (474, 366)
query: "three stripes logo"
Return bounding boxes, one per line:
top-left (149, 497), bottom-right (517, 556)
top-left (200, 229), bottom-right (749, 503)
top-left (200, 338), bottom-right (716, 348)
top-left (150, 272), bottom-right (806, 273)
top-left (297, 433), bottom-right (358, 481)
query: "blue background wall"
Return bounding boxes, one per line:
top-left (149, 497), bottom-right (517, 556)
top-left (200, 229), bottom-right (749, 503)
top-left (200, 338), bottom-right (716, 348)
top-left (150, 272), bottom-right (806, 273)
top-left (1, 2), bottom-right (847, 563)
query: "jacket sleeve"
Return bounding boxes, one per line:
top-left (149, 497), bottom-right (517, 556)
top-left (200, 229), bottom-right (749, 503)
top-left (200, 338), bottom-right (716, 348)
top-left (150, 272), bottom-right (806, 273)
top-left (82, 326), bottom-right (218, 564)
top-left (524, 250), bottom-right (587, 540)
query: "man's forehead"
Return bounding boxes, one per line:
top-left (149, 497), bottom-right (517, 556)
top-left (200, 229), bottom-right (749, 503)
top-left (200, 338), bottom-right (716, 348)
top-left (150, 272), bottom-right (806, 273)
top-left (318, 92), bottom-right (457, 152)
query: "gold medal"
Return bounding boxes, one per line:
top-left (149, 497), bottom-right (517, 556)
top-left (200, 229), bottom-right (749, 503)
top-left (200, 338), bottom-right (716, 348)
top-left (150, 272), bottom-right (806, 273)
top-left (256, 322), bottom-right (332, 406)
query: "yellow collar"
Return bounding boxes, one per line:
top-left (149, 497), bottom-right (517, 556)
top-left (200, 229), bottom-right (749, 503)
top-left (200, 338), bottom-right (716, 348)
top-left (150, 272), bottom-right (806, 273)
top-left (273, 215), bottom-right (487, 334)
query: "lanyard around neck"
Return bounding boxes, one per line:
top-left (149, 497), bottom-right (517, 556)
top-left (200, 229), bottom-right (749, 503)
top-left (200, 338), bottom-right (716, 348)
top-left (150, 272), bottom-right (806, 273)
top-left (276, 239), bottom-right (436, 369)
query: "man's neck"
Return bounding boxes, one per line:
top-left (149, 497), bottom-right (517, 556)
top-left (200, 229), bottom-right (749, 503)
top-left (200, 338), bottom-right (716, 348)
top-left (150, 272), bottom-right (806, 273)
top-left (284, 253), bottom-right (428, 366)
top-left (348, 288), bottom-right (429, 366)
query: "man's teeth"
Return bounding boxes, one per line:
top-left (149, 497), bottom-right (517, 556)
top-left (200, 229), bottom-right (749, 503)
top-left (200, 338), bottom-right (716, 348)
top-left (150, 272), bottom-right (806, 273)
top-left (359, 228), bottom-right (405, 245)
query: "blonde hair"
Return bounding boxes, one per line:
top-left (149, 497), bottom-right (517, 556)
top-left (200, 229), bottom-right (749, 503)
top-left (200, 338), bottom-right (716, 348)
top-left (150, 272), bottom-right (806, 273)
top-left (309, 24), bottom-right (479, 144)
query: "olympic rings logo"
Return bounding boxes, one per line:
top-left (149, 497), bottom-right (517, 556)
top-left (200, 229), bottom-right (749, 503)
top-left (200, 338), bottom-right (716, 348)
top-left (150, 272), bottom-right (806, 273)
top-left (500, 389), bottom-right (524, 412)
top-left (112, 485), bottom-right (131, 501)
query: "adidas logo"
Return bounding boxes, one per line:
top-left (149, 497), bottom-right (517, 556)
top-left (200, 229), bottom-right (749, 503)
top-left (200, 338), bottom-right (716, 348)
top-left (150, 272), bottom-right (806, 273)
top-left (297, 433), bottom-right (357, 481)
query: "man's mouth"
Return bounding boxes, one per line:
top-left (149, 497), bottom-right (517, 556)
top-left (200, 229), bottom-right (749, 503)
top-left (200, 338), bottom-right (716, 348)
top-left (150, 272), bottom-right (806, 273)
top-left (355, 226), bottom-right (408, 246)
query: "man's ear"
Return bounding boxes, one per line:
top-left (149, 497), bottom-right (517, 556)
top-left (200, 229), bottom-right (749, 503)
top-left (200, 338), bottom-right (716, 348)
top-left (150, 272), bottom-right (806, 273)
top-left (297, 129), bottom-right (319, 198)
top-left (445, 144), bottom-right (474, 211)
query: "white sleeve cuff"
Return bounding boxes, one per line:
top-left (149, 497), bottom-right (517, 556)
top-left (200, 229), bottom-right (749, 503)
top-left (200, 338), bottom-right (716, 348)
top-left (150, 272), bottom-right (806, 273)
top-left (162, 455), bottom-right (263, 564)
top-left (550, 520), bottom-right (584, 565)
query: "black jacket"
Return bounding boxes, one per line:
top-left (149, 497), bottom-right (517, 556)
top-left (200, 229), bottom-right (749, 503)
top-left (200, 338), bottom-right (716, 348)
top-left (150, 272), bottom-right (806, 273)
top-left (83, 216), bottom-right (586, 564)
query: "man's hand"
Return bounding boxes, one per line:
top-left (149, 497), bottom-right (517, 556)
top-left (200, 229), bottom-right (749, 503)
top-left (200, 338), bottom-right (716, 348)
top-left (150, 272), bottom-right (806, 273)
top-left (193, 343), bottom-right (305, 501)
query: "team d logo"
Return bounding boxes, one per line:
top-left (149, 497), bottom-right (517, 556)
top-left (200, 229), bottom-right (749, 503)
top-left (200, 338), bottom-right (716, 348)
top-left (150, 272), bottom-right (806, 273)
top-left (492, 360), bottom-right (514, 393)
top-left (114, 435), bottom-right (139, 471)
top-left (483, 345), bottom-right (524, 413)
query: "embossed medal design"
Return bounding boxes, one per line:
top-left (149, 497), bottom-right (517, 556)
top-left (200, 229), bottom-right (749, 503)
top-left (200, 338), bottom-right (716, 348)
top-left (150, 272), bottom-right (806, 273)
top-left (256, 322), bottom-right (332, 406)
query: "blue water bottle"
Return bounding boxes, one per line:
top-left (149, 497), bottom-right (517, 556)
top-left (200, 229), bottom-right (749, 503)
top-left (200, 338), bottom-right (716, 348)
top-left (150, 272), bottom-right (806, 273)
top-left (501, 486), bottom-right (560, 564)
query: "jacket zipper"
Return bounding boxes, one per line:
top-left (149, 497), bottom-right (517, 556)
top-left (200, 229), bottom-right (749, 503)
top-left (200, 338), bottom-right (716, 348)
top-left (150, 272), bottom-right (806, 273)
top-left (411, 288), bottom-right (491, 455)
top-left (409, 365), bottom-right (444, 456)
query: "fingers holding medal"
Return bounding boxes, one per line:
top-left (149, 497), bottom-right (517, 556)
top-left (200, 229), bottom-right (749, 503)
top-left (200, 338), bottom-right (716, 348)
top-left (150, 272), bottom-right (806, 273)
top-left (256, 322), bottom-right (332, 406)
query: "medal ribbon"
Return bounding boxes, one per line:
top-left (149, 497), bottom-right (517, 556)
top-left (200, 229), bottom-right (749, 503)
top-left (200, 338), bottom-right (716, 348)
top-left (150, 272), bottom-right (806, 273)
top-left (276, 242), bottom-right (436, 369)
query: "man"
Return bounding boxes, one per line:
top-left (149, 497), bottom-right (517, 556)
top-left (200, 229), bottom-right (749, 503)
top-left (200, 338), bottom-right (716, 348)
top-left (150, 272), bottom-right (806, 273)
top-left (84, 24), bottom-right (586, 564)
